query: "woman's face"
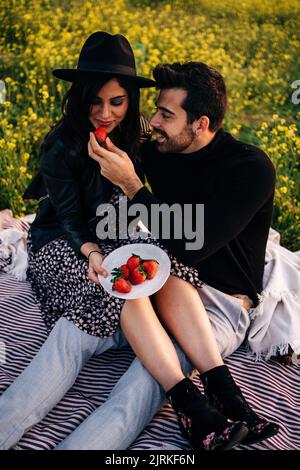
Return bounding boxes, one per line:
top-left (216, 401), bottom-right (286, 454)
top-left (89, 78), bottom-right (129, 134)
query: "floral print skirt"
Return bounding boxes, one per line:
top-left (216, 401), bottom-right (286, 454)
top-left (27, 189), bottom-right (203, 338)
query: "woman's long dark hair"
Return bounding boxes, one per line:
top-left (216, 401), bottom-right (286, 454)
top-left (43, 75), bottom-right (141, 164)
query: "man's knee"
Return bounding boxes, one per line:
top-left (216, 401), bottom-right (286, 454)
top-left (209, 312), bottom-right (249, 359)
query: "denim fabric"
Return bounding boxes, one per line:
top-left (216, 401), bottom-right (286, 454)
top-left (0, 285), bottom-right (249, 450)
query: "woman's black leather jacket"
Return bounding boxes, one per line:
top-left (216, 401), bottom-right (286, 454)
top-left (23, 137), bottom-right (116, 257)
top-left (24, 117), bottom-right (150, 257)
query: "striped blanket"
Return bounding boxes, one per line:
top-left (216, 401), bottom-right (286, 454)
top-left (0, 270), bottom-right (299, 450)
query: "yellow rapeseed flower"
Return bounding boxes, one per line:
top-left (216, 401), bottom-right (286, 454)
top-left (7, 142), bottom-right (16, 150)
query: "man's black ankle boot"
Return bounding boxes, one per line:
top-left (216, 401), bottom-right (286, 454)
top-left (199, 365), bottom-right (280, 445)
top-left (166, 377), bottom-right (248, 450)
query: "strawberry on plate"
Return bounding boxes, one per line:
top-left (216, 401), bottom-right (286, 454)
top-left (111, 264), bottom-right (130, 280)
top-left (94, 127), bottom-right (107, 148)
top-left (129, 265), bottom-right (147, 285)
top-left (141, 259), bottom-right (159, 280)
top-left (112, 278), bottom-right (132, 293)
top-left (126, 254), bottom-right (142, 272)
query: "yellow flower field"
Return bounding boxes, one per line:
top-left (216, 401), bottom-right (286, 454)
top-left (0, 0), bottom-right (299, 249)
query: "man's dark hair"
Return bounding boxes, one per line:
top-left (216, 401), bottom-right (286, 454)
top-left (153, 62), bottom-right (227, 132)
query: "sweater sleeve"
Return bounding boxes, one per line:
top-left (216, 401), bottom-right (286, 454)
top-left (130, 155), bottom-right (276, 265)
top-left (41, 139), bottom-right (96, 257)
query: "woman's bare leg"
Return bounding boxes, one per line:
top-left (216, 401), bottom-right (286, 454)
top-left (153, 275), bottom-right (224, 373)
top-left (120, 296), bottom-right (185, 391)
top-left (119, 288), bottom-right (252, 451)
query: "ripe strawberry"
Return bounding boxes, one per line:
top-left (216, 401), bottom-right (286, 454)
top-left (112, 278), bottom-right (132, 293)
top-left (111, 264), bottom-right (130, 280)
top-left (94, 127), bottom-right (107, 147)
top-left (141, 259), bottom-right (159, 280)
top-left (120, 264), bottom-right (130, 279)
top-left (129, 265), bottom-right (147, 285)
top-left (126, 254), bottom-right (142, 272)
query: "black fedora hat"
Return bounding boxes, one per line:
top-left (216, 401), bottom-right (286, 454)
top-left (52, 31), bottom-right (156, 88)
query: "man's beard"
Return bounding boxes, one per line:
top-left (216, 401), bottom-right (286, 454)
top-left (155, 126), bottom-right (195, 153)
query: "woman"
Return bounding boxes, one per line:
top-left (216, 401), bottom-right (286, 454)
top-left (24, 31), bottom-right (154, 336)
top-left (0, 32), bottom-right (276, 451)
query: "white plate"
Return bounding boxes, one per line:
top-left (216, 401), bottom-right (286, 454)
top-left (98, 243), bottom-right (171, 299)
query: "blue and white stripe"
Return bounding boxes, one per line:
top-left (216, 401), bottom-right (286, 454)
top-left (0, 272), bottom-right (299, 450)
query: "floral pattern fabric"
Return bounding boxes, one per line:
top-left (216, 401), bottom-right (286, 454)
top-left (27, 188), bottom-right (203, 337)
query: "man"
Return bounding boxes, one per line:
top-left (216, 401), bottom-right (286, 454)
top-left (55, 61), bottom-right (276, 449)
top-left (90, 62), bottom-right (275, 308)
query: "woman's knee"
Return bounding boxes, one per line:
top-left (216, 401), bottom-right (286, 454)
top-left (49, 317), bottom-right (99, 354)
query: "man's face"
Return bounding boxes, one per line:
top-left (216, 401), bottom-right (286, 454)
top-left (150, 88), bottom-right (196, 153)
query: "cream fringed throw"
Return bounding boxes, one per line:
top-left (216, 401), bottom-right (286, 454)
top-left (248, 228), bottom-right (300, 361)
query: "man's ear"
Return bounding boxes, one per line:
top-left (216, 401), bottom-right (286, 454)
top-left (194, 116), bottom-right (210, 135)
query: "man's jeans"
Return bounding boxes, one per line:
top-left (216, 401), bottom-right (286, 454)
top-left (0, 297), bottom-right (250, 450)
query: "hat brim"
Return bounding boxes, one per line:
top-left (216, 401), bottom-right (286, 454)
top-left (52, 68), bottom-right (156, 88)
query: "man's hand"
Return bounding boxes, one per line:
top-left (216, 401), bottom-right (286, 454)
top-left (88, 132), bottom-right (144, 199)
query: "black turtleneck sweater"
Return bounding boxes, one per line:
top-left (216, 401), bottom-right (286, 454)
top-left (131, 129), bottom-right (276, 306)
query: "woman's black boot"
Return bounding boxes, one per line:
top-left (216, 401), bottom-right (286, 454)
top-left (200, 365), bottom-right (279, 445)
top-left (166, 377), bottom-right (248, 450)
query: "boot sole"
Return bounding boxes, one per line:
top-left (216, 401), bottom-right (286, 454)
top-left (242, 424), bottom-right (279, 445)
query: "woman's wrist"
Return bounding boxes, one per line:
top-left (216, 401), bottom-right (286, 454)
top-left (80, 242), bottom-right (101, 259)
top-left (87, 249), bottom-right (102, 263)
